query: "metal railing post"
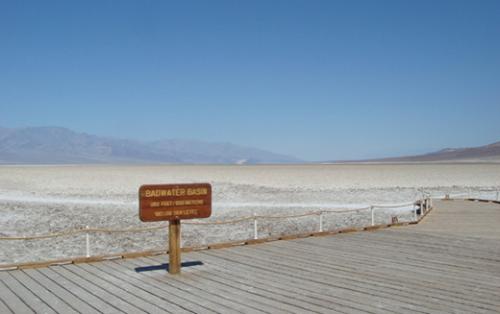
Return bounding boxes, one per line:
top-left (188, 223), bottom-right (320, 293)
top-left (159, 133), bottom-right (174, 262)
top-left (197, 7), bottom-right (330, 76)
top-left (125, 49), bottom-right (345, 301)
top-left (370, 206), bottom-right (374, 226)
top-left (319, 212), bottom-right (323, 232)
top-left (253, 212), bottom-right (258, 240)
top-left (85, 225), bottom-right (90, 258)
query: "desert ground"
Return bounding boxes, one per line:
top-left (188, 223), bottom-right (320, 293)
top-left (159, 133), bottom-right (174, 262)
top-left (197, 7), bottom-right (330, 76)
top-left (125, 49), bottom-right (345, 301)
top-left (1, 163), bottom-right (499, 264)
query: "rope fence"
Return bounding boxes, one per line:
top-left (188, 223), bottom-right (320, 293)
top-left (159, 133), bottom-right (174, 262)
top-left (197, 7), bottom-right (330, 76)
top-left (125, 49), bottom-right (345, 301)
top-left (0, 188), bottom-right (497, 261)
top-left (0, 202), bottom-right (419, 242)
top-left (441, 188), bottom-right (500, 201)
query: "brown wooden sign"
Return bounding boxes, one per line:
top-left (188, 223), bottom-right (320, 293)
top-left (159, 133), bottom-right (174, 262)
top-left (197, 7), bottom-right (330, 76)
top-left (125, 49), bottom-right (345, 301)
top-left (139, 183), bottom-right (212, 222)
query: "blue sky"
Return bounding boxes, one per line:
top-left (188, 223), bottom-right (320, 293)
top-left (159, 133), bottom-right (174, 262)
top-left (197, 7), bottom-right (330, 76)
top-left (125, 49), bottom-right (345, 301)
top-left (1, 0), bottom-right (499, 161)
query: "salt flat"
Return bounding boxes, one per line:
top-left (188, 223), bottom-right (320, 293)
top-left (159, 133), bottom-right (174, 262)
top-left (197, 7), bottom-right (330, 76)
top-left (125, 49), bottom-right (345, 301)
top-left (1, 164), bottom-right (499, 264)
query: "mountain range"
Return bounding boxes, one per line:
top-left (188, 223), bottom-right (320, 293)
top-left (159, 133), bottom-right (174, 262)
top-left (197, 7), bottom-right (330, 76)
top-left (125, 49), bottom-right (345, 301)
top-left (1, 126), bottom-right (499, 164)
top-left (330, 141), bottom-right (500, 163)
top-left (0, 126), bottom-right (301, 164)
top-left (366, 141), bottom-right (500, 163)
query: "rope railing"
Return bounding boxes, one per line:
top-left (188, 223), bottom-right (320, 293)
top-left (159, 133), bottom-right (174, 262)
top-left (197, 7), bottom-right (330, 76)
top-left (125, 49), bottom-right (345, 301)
top-left (372, 202), bottom-right (415, 209)
top-left (471, 189), bottom-right (499, 200)
top-left (184, 215), bottom-right (254, 225)
top-left (1, 188), bottom-right (496, 243)
top-left (0, 199), bottom-right (425, 265)
top-left (3, 190), bottom-right (496, 240)
top-left (0, 203), bottom-right (414, 249)
top-left (2, 188), bottom-right (498, 266)
top-left (0, 224), bottom-right (169, 241)
top-left (0, 203), bottom-right (411, 241)
top-left (0, 230), bottom-right (86, 241)
top-left (442, 188), bottom-right (500, 201)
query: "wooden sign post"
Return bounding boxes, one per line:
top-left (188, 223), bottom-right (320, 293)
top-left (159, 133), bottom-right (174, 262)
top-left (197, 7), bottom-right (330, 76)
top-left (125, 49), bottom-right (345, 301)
top-left (139, 183), bottom-right (212, 274)
top-left (168, 219), bottom-right (181, 274)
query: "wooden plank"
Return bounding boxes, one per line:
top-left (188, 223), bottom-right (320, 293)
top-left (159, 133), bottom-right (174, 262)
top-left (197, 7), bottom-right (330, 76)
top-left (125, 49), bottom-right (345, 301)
top-left (139, 256), bottom-right (293, 314)
top-left (218, 244), bottom-right (474, 313)
top-left (146, 255), bottom-right (340, 314)
top-left (350, 229), bottom-right (500, 253)
top-left (0, 278), bottom-right (30, 314)
top-left (117, 258), bottom-right (251, 313)
top-left (200, 249), bottom-right (438, 313)
top-left (282, 239), bottom-right (500, 297)
top-left (307, 232), bottom-right (500, 270)
top-left (67, 264), bottom-right (168, 313)
top-left (172, 252), bottom-right (403, 314)
top-left (0, 272), bottom-right (56, 314)
top-left (319, 235), bottom-right (500, 277)
top-left (11, 270), bottom-right (83, 314)
top-left (54, 266), bottom-right (146, 313)
top-left (37, 267), bottom-right (122, 314)
top-left (186, 253), bottom-right (401, 313)
top-left (0, 297), bottom-right (13, 314)
top-left (23, 269), bottom-right (99, 314)
top-left (289, 235), bottom-right (500, 279)
top-left (267, 239), bottom-right (500, 307)
top-left (249, 239), bottom-right (500, 310)
top-left (92, 260), bottom-right (217, 314)
top-left (302, 235), bottom-right (500, 287)
top-left (202, 249), bottom-right (430, 314)
top-left (79, 262), bottom-right (191, 314)
top-left (139, 255), bottom-right (290, 313)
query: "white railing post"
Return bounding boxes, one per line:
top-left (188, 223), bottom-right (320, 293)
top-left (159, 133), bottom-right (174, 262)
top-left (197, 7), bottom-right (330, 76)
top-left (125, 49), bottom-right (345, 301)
top-left (370, 206), bottom-right (374, 226)
top-left (319, 212), bottom-right (323, 232)
top-left (85, 225), bottom-right (90, 258)
top-left (253, 212), bottom-right (258, 240)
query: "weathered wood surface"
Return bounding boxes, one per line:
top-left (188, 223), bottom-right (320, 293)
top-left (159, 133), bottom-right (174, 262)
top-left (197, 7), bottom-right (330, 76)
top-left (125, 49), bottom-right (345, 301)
top-left (1, 200), bottom-right (499, 313)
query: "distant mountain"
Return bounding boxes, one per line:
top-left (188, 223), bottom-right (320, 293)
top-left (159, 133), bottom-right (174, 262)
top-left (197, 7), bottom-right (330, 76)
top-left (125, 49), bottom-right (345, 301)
top-left (330, 141), bottom-right (500, 163)
top-left (0, 126), bottom-right (301, 164)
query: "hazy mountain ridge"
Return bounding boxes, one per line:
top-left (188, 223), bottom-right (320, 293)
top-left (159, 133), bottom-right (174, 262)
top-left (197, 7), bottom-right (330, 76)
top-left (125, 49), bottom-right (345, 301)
top-left (360, 141), bottom-right (500, 163)
top-left (0, 126), bottom-right (301, 164)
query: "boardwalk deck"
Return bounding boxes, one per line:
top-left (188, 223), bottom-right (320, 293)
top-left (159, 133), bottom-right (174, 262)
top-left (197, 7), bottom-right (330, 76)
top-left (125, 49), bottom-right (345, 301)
top-left (1, 200), bottom-right (499, 313)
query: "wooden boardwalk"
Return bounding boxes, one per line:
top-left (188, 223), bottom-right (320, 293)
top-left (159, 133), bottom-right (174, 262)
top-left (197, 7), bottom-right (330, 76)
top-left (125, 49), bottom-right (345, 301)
top-left (1, 199), bottom-right (499, 313)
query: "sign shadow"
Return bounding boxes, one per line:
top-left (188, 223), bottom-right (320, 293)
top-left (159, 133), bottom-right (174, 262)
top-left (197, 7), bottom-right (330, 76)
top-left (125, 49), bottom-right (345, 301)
top-left (134, 261), bottom-right (204, 273)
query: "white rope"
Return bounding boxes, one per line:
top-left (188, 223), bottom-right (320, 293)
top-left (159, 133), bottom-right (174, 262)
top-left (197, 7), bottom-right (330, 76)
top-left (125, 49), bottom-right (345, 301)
top-left (0, 200), bottom-right (426, 241)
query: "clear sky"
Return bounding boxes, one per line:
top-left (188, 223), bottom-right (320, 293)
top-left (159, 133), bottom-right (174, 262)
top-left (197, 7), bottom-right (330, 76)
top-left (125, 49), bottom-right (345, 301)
top-left (1, 0), bottom-right (499, 161)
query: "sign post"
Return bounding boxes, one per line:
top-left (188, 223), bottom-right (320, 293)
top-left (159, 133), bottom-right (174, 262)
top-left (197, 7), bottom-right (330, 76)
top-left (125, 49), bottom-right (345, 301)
top-left (168, 219), bottom-right (181, 274)
top-left (139, 183), bottom-right (212, 274)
